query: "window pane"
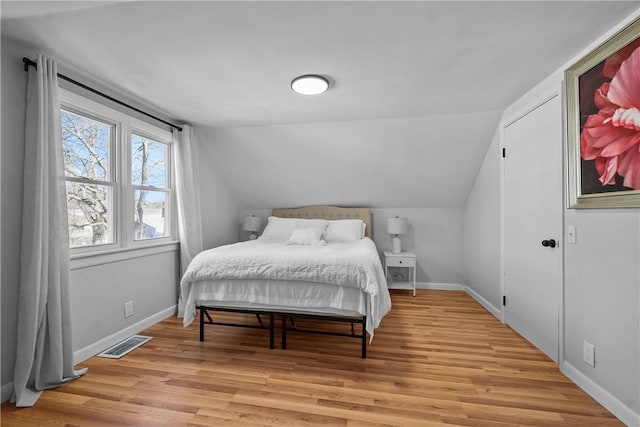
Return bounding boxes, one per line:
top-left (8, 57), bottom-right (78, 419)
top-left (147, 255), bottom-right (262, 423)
top-left (61, 109), bottom-right (111, 181)
top-left (66, 182), bottom-right (113, 247)
top-left (131, 135), bottom-right (167, 187)
top-left (134, 190), bottom-right (167, 240)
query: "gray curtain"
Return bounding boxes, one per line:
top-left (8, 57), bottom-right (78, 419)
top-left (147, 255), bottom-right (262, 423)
top-left (12, 54), bottom-right (86, 407)
top-left (174, 125), bottom-right (204, 318)
top-left (173, 125), bottom-right (203, 276)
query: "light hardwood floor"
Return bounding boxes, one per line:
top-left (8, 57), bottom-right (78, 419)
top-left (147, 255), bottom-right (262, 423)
top-left (2, 290), bottom-right (622, 426)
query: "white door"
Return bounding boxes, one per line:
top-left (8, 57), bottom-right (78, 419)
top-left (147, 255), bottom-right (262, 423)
top-left (503, 94), bottom-right (563, 363)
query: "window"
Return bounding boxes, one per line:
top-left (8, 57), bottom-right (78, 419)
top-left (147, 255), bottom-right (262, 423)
top-left (62, 109), bottom-right (115, 247)
top-left (60, 89), bottom-right (174, 254)
top-left (131, 134), bottom-right (169, 240)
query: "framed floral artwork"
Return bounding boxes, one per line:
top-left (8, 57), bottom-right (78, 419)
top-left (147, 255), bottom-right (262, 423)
top-left (565, 17), bottom-right (640, 208)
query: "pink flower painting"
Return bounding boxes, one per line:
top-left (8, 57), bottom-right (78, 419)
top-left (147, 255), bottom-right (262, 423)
top-left (580, 43), bottom-right (640, 191)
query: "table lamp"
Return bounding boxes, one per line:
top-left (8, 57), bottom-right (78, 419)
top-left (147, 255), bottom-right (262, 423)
top-left (243, 215), bottom-right (262, 240)
top-left (387, 216), bottom-right (408, 254)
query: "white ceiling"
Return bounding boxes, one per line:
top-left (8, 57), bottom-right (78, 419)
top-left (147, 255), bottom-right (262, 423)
top-left (2, 1), bottom-right (638, 208)
top-left (0, 1), bottom-right (119, 20)
top-left (3, 1), bottom-right (638, 128)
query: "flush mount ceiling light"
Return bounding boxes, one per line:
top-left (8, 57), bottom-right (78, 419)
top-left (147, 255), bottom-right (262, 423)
top-left (291, 74), bottom-right (329, 95)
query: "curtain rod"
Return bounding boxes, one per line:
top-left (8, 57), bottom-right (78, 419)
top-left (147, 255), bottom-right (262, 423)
top-left (22, 57), bottom-right (182, 132)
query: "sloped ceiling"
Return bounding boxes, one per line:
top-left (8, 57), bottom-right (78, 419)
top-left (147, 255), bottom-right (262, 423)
top-left (200, 111), bottom-right (502, 208)
top-left (2, 1), bottom-right (638, 208)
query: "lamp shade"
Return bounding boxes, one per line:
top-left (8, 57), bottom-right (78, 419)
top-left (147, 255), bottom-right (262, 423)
top-left (242, 216), bottom-right (262, 232)
top-left (387, 217), bottom-right (408, 235)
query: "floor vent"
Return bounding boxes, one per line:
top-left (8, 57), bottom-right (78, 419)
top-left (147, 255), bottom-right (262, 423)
top-left (97, 335), bottom-right (153, 359)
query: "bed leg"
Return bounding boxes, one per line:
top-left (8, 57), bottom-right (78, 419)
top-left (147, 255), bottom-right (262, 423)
top-left (199, 307), bottom-right (205, 342)
top-left (361, 316), bottom-right (367, 359)
top-left (269, 313), bottom-right (275, 349)
top-left (281, 314), bottom-right (287, 350)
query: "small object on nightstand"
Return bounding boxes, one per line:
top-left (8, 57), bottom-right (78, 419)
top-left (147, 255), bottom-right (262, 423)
top-left (383, 251), bottom-right (417, 296)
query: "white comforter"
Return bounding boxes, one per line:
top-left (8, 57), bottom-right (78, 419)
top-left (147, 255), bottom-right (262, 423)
top-left (178, 238), bottom-right (391, 337)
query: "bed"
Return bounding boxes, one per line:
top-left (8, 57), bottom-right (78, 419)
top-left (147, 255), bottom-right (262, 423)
top-left (177, 206), bottom-right (391, 358)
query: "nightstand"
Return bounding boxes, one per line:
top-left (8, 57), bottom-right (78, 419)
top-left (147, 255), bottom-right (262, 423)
top-left (383, 251), bottom-right (417, 297)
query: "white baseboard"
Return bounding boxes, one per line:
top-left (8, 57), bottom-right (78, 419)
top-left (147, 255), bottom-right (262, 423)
top-left (561, 361), bottom-right (639, 427)
top-left (464, 285), bottom-right (503, 321)
top-left (388, 281), bottom-right (466, 291)
top-left (1, 381), bottom-right (13, 403)
top-left (73, 305), bottom-right (176, 364)
top-left (419, 282), bottom-right (465, 291)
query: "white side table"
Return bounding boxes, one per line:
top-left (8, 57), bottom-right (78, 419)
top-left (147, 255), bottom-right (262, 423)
top-left (383, 251), bottom-right (417, 297)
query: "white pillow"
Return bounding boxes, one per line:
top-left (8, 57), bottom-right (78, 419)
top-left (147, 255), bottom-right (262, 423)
top-left (259, 217), bottom-right (329, 241)
top-left (294, 218), bottom-right (329, 237)
top-left (324, 219), bottom-right (365, 242)
top-left (285, 228), bottom-right (326, 246)
top-left (259, 216), bottom-right (298, 241)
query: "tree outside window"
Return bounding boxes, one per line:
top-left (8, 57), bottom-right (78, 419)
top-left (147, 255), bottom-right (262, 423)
top-left (61, 109), bottom-right (114, 247)
top-left (131, 135), bottom-right (169, 240)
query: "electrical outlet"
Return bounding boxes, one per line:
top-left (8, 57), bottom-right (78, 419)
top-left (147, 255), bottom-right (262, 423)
top-left (124, 301), bottom-right (134, 318)
top-left (583, 341), bottom-right (595, 367)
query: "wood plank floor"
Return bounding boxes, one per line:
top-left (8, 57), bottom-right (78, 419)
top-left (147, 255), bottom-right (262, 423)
top-left (2, 290), bottom-right (622, 426)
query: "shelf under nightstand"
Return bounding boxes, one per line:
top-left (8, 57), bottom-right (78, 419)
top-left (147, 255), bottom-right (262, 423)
top-left (382, 251), bottom-right (417, 297)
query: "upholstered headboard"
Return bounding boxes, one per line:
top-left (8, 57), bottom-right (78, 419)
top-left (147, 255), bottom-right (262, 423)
top-left (271, 205), bottom-right (373, 239)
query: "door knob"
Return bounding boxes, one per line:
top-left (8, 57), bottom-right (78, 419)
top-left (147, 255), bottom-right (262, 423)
top-left (541, 239), bottom-right (556, 248)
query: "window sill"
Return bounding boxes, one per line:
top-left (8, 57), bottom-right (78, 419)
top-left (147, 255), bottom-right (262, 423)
top-left (70, 240), bottom-right (179, 270)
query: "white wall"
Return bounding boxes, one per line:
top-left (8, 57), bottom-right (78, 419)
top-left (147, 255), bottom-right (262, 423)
top-left (69, 250), bottom-right (179, 352)
top-left (463, 130), bottom-right (502, 310)
top-left (563, 209), bottom-right (639, 417)
top-left (463, 9), bottom-right (640, 423)
top-left (197, 139), bottom-right (242, 250)
top-left (372, 208), bottom-right (464, 285)
top-left (240, 207), bottom-right (465, 286)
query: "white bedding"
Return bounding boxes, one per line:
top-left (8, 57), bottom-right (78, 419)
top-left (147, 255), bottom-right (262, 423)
top-left (178, 238), bottom-right (391, 338)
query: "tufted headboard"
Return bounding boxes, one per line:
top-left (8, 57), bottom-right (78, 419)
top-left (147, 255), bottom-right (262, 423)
top-left (271, 205), bottom-right (373, 239)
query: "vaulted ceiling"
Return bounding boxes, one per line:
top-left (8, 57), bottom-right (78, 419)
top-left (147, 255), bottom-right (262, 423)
top-left (2, 1), bottom-right (638, 208)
